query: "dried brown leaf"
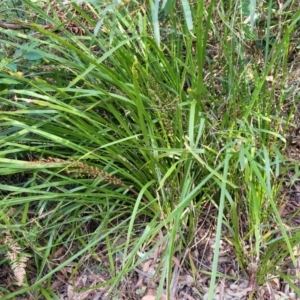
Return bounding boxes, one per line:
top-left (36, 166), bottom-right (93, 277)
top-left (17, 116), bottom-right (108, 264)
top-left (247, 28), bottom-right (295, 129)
top-left (142, 295), bottom-right (156, 300)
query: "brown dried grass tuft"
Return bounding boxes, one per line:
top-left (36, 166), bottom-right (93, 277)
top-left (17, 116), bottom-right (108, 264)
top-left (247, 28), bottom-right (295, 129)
top-left (3, 230), bottom-right (29, 287)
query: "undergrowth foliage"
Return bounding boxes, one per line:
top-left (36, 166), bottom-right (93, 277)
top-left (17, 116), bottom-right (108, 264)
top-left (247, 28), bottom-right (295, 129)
top-left (0, 0), bottom-right (300, 298)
